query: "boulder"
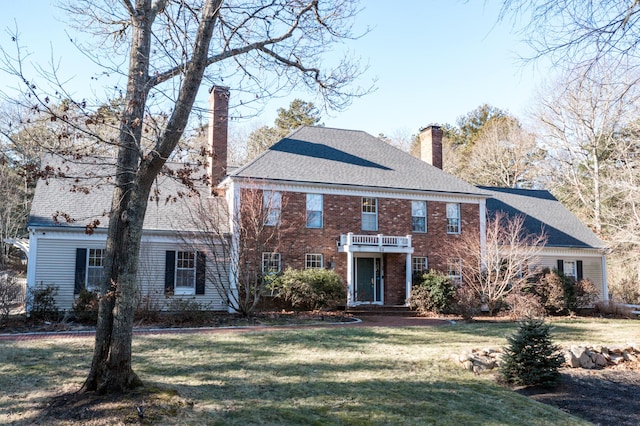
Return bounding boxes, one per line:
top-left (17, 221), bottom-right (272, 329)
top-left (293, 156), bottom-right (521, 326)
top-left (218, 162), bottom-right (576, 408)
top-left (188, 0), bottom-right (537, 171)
top-left (594, 353), bottom-right (608, 367)
top-left (578, 351), bottom-right (595, 369)
top-left (565, 350), bottom-right (581, 368)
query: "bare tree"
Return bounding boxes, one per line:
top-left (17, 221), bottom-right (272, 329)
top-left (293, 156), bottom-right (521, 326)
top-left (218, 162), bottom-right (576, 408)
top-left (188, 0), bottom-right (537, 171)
top-left (184, 185), bottom-right (302, 316)
top-left (462, 116), bottom-right (545, 188)
top-left (448, 211), bottom-right (547, 316)
top-left (1, 0), bottom-right (369, 393)
top-left (499, 1), bottom-right (640, 66)
top-left (533, 64), bottom-right (640, 235)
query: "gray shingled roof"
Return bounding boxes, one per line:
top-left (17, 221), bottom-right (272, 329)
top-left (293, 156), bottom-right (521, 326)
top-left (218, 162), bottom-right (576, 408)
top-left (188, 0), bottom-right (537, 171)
top-left (480, 186), bottom-right (606, 249)
top-left (29, 155), bottom-right (228, 233)
top-left (231, 126), bottom-right (488, 196)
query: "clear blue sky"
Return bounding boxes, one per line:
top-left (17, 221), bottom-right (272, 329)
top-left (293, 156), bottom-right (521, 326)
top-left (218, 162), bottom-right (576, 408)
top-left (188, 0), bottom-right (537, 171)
top-left (1, 1), bottom-right (543, 137)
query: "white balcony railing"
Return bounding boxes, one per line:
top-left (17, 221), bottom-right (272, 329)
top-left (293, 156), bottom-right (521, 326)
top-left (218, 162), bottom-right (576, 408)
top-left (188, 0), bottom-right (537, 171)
top-left (339, 233), bottom-right (412, 252)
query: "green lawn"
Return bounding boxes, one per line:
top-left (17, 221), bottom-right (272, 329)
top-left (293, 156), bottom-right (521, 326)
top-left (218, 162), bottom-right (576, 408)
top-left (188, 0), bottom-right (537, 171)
top-left (1, 318), bottom-right (636, 425)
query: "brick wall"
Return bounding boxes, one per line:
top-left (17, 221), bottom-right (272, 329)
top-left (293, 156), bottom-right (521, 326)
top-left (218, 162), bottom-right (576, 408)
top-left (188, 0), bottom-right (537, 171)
top-left (241, 189), bottom-right (481, 305)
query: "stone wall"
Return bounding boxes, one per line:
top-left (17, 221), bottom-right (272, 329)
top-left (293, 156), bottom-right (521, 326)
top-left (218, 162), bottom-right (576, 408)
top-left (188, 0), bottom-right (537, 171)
top-left (455, 344), bottom-right (640, 373)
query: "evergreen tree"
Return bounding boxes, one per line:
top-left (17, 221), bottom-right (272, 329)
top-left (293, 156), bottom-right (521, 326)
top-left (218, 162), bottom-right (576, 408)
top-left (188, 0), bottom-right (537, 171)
top-left (499, 319), bottom-right (564, 386)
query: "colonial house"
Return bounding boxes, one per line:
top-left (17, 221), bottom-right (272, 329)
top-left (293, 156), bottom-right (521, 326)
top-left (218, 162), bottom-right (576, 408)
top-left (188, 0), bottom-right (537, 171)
top-left (23, 87), bottom-right (609, 311)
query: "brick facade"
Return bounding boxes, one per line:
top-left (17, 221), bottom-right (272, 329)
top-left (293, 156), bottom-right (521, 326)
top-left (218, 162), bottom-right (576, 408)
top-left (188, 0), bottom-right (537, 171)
top-left (242, 189), bottom-right (481, 306)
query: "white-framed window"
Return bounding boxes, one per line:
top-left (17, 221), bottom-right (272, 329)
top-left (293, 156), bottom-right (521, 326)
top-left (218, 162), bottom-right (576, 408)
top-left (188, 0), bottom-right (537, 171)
top-left (263, 191), bottom-right (282, 226)
top-left (362, 197), bottom-right (378, 231)
top-left (305, 253), bottom-right (323, 269)
top-left (412, 256), bottom-right (428, 275)
top-left (175, 251), bottom-right (196, 295)
top-left (86, 248), bottom-right (105, 291)
top-left (262, 252), bottom-right (281, 274)
top-left (446, 203), bottom-right (461, 234)
top-left (447, 258), bottom-right (462, 285)
top-left (412, 200), bottom-right (427, 233)
top-left (306, 194), bottom-right (323, 228)
top-left (564, 261), bottom-right (576, 279)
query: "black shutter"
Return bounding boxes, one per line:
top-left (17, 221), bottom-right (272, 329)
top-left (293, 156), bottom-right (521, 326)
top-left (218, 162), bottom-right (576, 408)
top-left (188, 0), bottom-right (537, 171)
top-left (576, 260), bottom-right (583, 281)
top-left (75, 248), bottom-right (87, 294)
top-left (196, 251), bottom-right (206, 295)
top-left (556, 259), bottom-right (564, 274)
top-left (165, 251), bottom-right (175, 295)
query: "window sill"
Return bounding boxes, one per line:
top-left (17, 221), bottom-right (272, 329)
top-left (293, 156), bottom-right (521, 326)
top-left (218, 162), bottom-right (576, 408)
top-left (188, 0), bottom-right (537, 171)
top-left (174, 287), bottom-right (195, 296)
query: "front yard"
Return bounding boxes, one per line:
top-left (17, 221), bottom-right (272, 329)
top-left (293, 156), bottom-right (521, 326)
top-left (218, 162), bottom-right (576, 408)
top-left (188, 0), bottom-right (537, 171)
top-left (0, 318), bottom-right (637, 425)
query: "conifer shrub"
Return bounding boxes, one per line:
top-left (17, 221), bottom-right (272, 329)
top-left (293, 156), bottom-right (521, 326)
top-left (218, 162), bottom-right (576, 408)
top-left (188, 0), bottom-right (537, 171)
top-left (499, 318), bottom-right (564, 387)
top-left (408, 270), bottom-right (456, 314)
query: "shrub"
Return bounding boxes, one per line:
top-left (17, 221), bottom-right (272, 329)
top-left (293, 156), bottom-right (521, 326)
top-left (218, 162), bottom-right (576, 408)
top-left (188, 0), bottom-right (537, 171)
top-left (28, 284), bottom-right (60, 321)
top-left (452, 284), bottom-right (482, 320)
top-left (408, 270), bottom-right (456, 315)
top-left (269, 268), bottom-right (345, 311)
top-left (164, 297), bottom-right (213, 325)
top-left (72, 288), bottom-right (99, 324)
top-left (504, 291), bottom-right (546, 320)
top-left (609, 277), bottom-right (640, 304)
top-left (533, 270), bottom-right (601, 315)
top-left (499, 318), bottom-right (564, 387)
top-left (0, 272), bottom-right (23, 323)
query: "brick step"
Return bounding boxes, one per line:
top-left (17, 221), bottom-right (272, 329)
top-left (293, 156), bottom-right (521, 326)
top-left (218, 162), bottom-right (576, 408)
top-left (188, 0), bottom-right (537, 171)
top-left (344, 305), bottom-right (415, 316)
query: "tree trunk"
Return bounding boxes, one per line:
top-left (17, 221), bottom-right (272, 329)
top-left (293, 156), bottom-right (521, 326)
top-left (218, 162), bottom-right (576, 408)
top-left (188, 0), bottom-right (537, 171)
top-left (82, 0), bottom-right (153, 393)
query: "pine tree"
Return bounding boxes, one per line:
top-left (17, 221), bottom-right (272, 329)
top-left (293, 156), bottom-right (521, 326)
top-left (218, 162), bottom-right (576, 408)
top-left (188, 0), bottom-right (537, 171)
top-left (499, 319), bottom-right (564, 386)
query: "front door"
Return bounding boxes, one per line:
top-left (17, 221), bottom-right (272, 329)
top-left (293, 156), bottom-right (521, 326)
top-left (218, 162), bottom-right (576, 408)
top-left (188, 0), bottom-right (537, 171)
top-left (355, 257), bottom-right (382, 303)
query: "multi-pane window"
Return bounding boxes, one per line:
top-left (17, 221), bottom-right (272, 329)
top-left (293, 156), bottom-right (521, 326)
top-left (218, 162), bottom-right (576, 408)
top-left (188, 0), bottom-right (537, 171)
top-left (176, 251), bottom-right (196, 292)
top-left (564, 261), bottom-right (576, 279)
top-left (305, 253), bottom-right (323, 269)
top-left (262, 252), bottom-right (281, 274)
top-left (263, 191), bottom-right (282, 226)
top-left (447, 258), bottom-right (462, 285)
top-left (446, 203), bottom-right (461, 234)
top-left (412, 256), bottom-right (428, 275)
top-left (362, 197), bottom-right (378, 231)
top-left (306, 194), bottom-right (323, 228)
top-left (86, 248), bottom-right (105, 291)
top-left (411, 201), bottom-right (427, 233)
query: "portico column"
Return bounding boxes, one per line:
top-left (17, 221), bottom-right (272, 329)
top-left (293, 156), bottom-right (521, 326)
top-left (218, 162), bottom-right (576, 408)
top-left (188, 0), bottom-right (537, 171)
top-left (405, 235), bottom-right (412, 305)
top-left (346, 250), bottom-right (354, 306)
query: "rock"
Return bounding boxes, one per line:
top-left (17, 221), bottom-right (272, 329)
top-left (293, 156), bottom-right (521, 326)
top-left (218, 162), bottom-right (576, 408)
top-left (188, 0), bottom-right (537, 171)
top-left (610, 354), bottom-right (625, 365)
top-left (570, 346), bottom-right (587, 359)
top-left (565, 350), bottom-right (581, 368)
top-left (458, 353), bottom-right (472, 363)
top-left (462, 360), bottom-right (474, 371)
top-left (594, 353), bottom-right (608, 367)
top-left (579, 351), bottom-right (595, 369)
top-left (623, 351), bottom-right (637, 362)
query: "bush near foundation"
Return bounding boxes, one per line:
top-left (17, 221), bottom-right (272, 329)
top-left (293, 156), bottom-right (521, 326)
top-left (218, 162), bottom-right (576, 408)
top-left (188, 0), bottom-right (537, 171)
top-left (408, 270), bottom-right (456, 314)
top-left (269, 268), bottom-right (345, 310)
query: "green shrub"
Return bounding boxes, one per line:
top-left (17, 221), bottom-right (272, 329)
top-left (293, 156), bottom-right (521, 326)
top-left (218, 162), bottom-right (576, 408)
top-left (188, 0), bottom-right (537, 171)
top-left (72, 288), bottom-right (99, 324)
top-left (28, 284), bottom-right (60, 321)
top-left (499, 318), bottom-right (564, 387)
top-left (269, 268), bottom-right (345, 310)
top-left (408, 270), bottom-right (456, 314)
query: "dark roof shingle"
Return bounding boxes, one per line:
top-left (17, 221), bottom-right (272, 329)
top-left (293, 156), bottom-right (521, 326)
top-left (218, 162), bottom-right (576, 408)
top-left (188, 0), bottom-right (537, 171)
top-left (232, 126), bottom-right (487, 196)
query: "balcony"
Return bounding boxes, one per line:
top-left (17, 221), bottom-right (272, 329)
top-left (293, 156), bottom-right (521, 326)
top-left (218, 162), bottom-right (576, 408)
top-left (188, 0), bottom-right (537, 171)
top-left (338, 233), bottom-right (413, 253)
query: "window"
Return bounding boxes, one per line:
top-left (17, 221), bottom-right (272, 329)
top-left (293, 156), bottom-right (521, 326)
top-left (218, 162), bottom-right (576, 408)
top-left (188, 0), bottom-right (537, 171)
top-left (306, 194), bottom-right (323, 228)
top-left (564, 261), bottom-right (576, 279)
top-left (447, 258), bottom-right (462, 285)
top-left (306, 253), bottom-right (323, 269)
top-left (175, 251), bottom-right (196, 294)
top-left (412, 256), bottom-right (428, 275)
top-left (446, 203), bottom-right (461, 234)
top-left (86, 248), bottom-right (105, 291)
top-left (362, 197), bottom-right (378, 231)
top-left (262, 252), bottom-right (281, 274)
top-left (263, 191), bottom-right (282, 226)
top-left (412, 201), bottom-right (427, 233)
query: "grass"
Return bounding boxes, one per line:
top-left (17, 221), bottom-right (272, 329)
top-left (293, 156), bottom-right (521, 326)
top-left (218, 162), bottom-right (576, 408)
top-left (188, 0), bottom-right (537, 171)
top-left (0, 317), bottom-right (637, 425)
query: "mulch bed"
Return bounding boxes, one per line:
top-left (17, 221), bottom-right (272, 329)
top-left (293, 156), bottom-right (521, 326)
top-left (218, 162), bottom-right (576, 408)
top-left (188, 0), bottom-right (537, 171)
top-left (516, 361), bottom-right (640, 426)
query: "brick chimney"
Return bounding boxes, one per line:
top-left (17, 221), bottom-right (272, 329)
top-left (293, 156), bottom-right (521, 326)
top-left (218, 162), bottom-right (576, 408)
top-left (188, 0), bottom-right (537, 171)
top-left (419, 125), bottom-right (443, 169)
top-left (208, 86), bottom-right (229, 186)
